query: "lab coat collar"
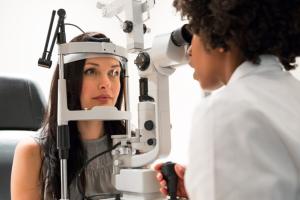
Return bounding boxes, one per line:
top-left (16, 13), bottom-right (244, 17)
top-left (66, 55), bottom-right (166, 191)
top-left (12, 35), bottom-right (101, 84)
top-left (227, 55), bottom-right (283, 85)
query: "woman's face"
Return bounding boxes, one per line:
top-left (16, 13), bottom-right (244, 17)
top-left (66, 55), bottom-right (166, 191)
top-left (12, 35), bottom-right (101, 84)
top-left (80, 56), bottom-right (121, 109)
top-left (188, 34), bottom-right (224, 91)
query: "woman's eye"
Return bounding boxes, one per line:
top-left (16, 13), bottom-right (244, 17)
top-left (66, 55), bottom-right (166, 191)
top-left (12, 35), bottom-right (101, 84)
top-left (83, 68), bottom-right (97, 76)
top-left (109, 69), bottom-right (120, 77)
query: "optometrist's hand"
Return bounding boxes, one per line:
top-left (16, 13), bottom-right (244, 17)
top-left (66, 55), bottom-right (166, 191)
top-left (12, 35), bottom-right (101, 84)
top-left (154, 163), bottom-right (188, 199)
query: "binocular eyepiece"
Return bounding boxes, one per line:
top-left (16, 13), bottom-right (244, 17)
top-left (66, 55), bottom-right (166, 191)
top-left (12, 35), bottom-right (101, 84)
top-left (171, 24), bottom-right (193, 47)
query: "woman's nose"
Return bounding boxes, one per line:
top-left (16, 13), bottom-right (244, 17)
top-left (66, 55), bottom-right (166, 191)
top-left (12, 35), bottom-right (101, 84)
top-left (97, 75), bottom-right (111, 90)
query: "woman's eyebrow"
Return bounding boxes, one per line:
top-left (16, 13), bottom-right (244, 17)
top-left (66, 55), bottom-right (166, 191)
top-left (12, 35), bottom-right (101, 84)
top-left (84, 62), bottom-right (120, 68)
top-left (84, 62), bottom-right (99, 67)
top-left (111, 64), bottom-right (121, 68)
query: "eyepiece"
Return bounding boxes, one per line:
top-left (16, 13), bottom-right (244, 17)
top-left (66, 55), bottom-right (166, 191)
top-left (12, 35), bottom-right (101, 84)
top-left (171, 24), bottom-right (192, 47)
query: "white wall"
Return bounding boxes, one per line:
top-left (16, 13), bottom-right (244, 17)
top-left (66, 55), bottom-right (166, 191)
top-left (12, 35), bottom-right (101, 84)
top-left (1, 0), bottom-right (299, 164)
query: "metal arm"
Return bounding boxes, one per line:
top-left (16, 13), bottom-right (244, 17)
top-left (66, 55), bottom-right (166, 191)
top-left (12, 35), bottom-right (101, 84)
top-left (97, 0), bottom-right (155, 52)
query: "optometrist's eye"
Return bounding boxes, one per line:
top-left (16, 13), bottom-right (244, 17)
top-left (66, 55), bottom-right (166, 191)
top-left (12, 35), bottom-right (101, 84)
top-left (108, 69), bottom-right (120, 77)
top-left (83, 68), bottom-right (97, 76)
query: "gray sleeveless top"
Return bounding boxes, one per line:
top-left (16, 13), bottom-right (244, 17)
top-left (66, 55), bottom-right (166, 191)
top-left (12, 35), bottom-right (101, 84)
top-left (40, 135), bottom-right (117, 200)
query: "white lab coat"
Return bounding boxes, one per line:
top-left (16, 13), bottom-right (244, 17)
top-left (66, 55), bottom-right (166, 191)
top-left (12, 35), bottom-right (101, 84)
top-left (185, 55), bottom-right (300, 200)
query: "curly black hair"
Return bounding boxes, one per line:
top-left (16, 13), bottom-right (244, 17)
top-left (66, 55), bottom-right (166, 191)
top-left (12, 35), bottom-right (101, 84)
top-left (173, 0), bottom-right (300, 70)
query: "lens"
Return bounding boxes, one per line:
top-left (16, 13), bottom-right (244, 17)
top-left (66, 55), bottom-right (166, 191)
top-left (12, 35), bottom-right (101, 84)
top-left (170, 24), bottom-right (193, 47)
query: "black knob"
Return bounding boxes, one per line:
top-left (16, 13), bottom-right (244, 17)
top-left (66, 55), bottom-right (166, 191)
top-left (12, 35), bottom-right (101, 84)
top-left (134, 52), bottom-right (150, 71)
top-left (57, 9), bottom-right (66, 17)
top-left (123, 20), bottom-right (133, 33)
top-left (147, 138), bottom-right (156, 146)
top-left (161, 162), bottom-right (178, 200)
top-left (143, 24), bottom-right (147, 34)
top-left (144, 120), bottom-right (154, 131)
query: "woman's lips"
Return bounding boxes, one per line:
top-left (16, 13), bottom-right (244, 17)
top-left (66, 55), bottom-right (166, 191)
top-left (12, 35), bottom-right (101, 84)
top-left (92, 95), bottom-right (112, 103)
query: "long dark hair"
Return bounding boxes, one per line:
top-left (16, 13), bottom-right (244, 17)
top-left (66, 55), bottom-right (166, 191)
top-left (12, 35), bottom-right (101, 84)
top-left (40, 32), bottom-right (126, 199)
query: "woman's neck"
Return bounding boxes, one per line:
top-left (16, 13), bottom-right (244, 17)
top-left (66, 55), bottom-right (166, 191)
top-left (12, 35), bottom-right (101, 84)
top-left (77, 120), bottom-right (104, 140)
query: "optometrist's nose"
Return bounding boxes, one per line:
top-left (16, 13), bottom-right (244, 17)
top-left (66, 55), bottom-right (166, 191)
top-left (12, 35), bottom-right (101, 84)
top-left (97, 74), bottom-right (111, 90)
